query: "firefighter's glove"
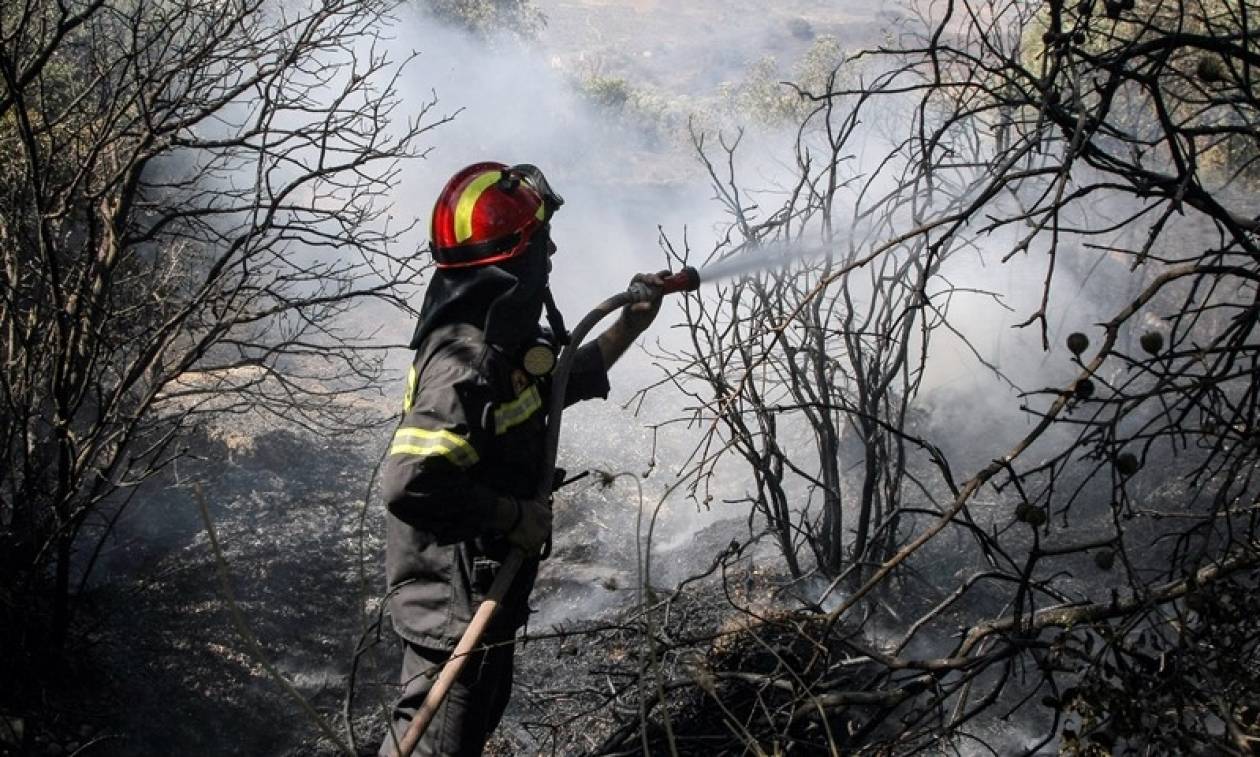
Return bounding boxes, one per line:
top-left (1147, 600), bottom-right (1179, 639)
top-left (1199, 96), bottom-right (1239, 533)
top-left (621, 271), bottom-right (668, 335)
top-left (495, 495), bottom-right (552, 556)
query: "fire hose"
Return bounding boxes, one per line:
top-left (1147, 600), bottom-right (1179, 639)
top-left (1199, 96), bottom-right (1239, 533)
top-left (392, 267), bottom-right (699, 756)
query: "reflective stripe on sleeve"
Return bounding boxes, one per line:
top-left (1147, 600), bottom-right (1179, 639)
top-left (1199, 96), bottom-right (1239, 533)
top-left (389, 427), bottom-right (480, 468)
top-left (494, 385), bottom-right (542, 435)
top-left (402, 365), bottom-right (417, 414)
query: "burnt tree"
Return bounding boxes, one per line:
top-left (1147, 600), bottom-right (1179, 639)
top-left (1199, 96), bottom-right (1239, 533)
top-left (0, 0), bottom-right (439, 699)
top-left (616, 0), bottom-right (1260, 751)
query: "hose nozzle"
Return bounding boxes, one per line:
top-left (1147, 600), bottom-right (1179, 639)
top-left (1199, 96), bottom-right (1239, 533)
top-left (627, 266), bottom-right (701, 302)
top-left (660, 266), bottom-right (700, 295)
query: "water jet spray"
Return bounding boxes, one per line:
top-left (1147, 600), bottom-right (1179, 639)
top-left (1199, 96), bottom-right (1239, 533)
top-left (671, 239), bottom-right (847, 291)
top-left (633, 241), bottom-right (839, 297)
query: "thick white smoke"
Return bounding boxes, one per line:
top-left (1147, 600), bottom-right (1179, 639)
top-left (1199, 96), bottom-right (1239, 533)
top-left (370, 1), bottom-right (1140, 622)
top-left (373, 7), bottom-right (760, 621)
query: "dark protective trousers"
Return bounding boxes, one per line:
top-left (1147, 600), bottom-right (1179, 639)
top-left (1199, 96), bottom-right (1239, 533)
top-left (379, 639), bottom-right (515, 757)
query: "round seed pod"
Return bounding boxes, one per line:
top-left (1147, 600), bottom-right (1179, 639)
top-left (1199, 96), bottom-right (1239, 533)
top-left (1115, 452), bottom-right (1139, 477)
top-left (1197, 57), bottom-right (1225, 83)
top-left (1066, 332), bottom-right (1089, 356)
top-left (1026, 508), bottom-right (1048, 527)
top-left (1073, 378), bottom-right (1095, 399)
top-left (1139, 331), bottom-right (1164, 355)
top-left (1094, 549), bottom-right (1115, 570)
top-left (1015, 503), bottom-right (1033, 522)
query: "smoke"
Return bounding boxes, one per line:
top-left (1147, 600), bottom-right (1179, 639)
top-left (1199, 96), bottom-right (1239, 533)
top-left (90, 1), bottom-right (1204, 752)
top-left (333, 5), bottom-right (1243, 754)
top-left (76, 2), bottom-right (1159, 753)
top-left (369, 0), bottom-right (1168, 604)
top-left (363, 6), bottom-right (961, 630)
top-left (369, 6), bottom-right (784, 622)
top-left (383, 13), bottom-right (708, 322)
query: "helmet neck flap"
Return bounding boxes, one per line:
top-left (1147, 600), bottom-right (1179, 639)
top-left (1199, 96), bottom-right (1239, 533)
top-left (410, 229), bottom-right (566, 353)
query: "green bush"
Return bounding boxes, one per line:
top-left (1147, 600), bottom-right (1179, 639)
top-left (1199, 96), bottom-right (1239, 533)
top-left (421, 0), bottom-right (545, 39)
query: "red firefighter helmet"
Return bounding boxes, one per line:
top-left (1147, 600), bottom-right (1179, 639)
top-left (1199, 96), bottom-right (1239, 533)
top-left (429, 162), bottom-right (564, 269)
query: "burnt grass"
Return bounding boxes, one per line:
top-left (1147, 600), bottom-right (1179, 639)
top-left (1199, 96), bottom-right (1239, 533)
top-left (6, 407), bottom-right (1129, 757)
top-left (10, 422), bottom-right (897, 756)
top-left (15, 424), bottom-right (399, 757)
top-left (484, 513), bottom-right (888, 755)
top-left (491, 586), bottom-right (884, 755)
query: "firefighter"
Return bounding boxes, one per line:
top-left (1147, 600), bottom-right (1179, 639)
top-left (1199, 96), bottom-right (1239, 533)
top-left (378, 162), bottom-right (663, 756)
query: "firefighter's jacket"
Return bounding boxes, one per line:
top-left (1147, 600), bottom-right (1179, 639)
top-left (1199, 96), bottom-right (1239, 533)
top-left (381, 321), bottom-right (609, 649)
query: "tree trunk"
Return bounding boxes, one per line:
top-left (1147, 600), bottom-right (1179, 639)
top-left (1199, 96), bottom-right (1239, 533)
top-left (818, 431), bottom-right (844, 574)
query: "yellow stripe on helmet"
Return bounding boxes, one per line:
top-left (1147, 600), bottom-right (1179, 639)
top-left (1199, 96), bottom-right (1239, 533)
top-left (453, 170), bottom-right (502, 244)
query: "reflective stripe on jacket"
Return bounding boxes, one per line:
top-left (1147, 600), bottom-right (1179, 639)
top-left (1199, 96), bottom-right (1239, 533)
top-left (381, 321), bottom-right (609, 648)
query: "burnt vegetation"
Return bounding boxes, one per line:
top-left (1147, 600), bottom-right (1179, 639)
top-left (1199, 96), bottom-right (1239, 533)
top-left (2, 0), bottom-right (1258, 754)
top-left (0, 0), bottom-right (437, 749)
top-left (495, 0), bottom-right (1260, 753)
